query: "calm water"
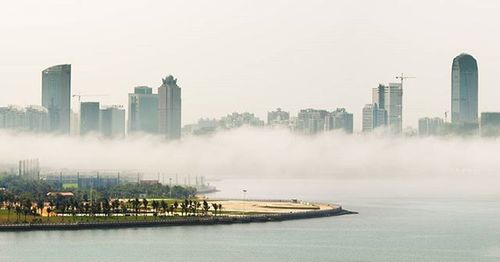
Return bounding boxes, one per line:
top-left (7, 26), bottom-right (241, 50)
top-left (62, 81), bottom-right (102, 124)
top-left (1, 178), bottom-right (499, 262)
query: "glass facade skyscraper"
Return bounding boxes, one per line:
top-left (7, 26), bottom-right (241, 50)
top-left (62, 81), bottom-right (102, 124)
top-left (42, 64), bottom-right (71, 134)
top-left (451, 53), bottom-right (478, 124)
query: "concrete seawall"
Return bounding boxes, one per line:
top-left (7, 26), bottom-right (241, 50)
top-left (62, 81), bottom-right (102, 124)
top-left (0, 207), bottom-right (356, 232)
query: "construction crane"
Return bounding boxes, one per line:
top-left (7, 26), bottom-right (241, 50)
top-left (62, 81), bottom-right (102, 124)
top-left (72, 94), bottom-right (108, 102)
top-left (391, 73), bottom-right (415, 133)
top-left (395, 73), bottom-right (415, 91)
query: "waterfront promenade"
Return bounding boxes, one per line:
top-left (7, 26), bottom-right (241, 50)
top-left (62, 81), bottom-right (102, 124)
top-left (0, 200), bottom-right (356, 231)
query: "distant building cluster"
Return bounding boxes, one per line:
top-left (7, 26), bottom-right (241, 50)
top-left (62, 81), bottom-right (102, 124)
top-left (183, 112), bottom-right (265, 136)
top-left (183, 108), bottom-right (353, 136)
top-left (0, 105), bottom-right (49, 132)
top-left (1, 52), bottom-right (500, 137)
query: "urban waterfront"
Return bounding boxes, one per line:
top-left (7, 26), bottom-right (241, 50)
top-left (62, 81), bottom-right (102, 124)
top-left (1, 178), bottom-right (499, 262)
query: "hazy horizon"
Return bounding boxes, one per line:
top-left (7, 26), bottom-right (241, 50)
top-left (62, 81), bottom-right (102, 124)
top-left (2, 0), bottom-right (500, 130)
top-left (2, 127), bottom-right (500, 197)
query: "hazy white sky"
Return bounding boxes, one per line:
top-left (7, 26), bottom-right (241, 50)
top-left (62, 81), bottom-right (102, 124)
top-left (1, 0), bottom-right (500, 130)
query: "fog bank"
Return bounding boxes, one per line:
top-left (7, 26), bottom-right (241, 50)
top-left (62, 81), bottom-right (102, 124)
top-left (1, 128), bottom-right (499, 179)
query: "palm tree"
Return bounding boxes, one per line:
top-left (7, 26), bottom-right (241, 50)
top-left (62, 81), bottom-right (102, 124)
top-left (173, 201), bottom-right (179, 215)
top-left (102, 199), bottom-right (111, 218)
top-left (160, 200), bottom-right (168, 217)
top-left (119, 201), bottom-right (127, 216)
top-left (203, 200), bottom-right (210, 216)
top-left (212, 203), bottom-right (218, 216)
top-left (180, 203), bottom-right (186, 216)
top-left (112, 199), bottom-right (120, 215)
top-left (151, 200), bottom-right (159, 217)
top-left (142, 198), bottom-right (149, 215)
top-left (132, 198), bottom-right (140, 218)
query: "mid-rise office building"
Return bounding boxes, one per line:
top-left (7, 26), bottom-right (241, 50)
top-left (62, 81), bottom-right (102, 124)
top-left (480, 112), bottom-right (500, 137)
top-left (42, 64), bottom-right (71, 134)
top-left (362, 103), bottom-right (387, 132)
top-left (451, 53), bottom-right (478, 125)
top-left (80, 102), bottom-right (100, 135)
top-left (158, 76), bottom-right (181, 139)
top-left (267, 108), bottom-right (290, 126)
top-left (418, 117), bottom-right (445, 136)
top-left (373, 83), bottom-right (402, 134)
top-left (100, 105), bottom-right (126, 138)
top-left (325, 108), bottom-right (353, 134)
top-left (128, 86), bottom-right (159, 134)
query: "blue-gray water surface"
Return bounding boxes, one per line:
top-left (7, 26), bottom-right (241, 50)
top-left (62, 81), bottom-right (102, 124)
top-left (1, 178), bottom-right (499, 262)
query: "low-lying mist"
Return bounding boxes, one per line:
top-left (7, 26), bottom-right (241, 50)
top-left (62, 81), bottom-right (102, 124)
top-left (1, 128), bottom-right (500, 196)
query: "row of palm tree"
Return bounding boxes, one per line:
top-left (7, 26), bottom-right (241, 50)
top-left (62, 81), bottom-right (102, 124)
top-left (2, 193), bottom-right (225, 223)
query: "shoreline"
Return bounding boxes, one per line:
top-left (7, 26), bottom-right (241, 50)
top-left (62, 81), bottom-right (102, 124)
top-left (0, 206), bottom-right (357, 232)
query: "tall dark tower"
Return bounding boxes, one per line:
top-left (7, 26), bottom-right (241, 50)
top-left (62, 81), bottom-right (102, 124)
top-left (451, 53), bottom-right (478, 124)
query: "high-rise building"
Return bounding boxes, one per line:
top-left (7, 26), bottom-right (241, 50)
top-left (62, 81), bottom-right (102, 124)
top-left (128, 86), bottom-right (159, 134)
top-left (80, 102), bottom-right (100, 135)
top-left (480, 112), bottom-right (500, 137)
top-left (42, 64), bottom-right (71, 134)
top-left (362, 103), bottom-right (387, 132)
top-left (296, 109), bottom-right (329, 135)
top-left (373, 83), bottom-right (402, 134)
top-left (100, 106), bottom-right (126, 138)
top-left (158, 76), bottom-right (182, 139)
top-left (418, 117), bottom-right (445, 136)
top-left (0, 105), bottom-right (49, 132)
top-left (267, 108), bottom-right (290, 126)
top-left (451, 53), bottom-right (478, 125)
top-left (325, 108), bottom-right (353, 134)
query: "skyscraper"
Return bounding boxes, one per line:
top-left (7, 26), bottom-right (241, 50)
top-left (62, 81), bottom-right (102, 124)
top-left (451, 53), bottom-right (478, 124)
top-left (80, 102), bottom-right (100, 135)
top-left (372, 83), bottom-right (402, 134)
top-left (128, 86), bottom-right (159, 134)
top-left (158, 75), bottom-right (182, 139)
top-left (42, 64), bottom-right (71, 134)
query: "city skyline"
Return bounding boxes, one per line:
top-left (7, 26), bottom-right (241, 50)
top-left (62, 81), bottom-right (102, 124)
top-left (0, 54), bottom-right (490, 135)
top-left (2, 1), bottom-right (500, 131)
